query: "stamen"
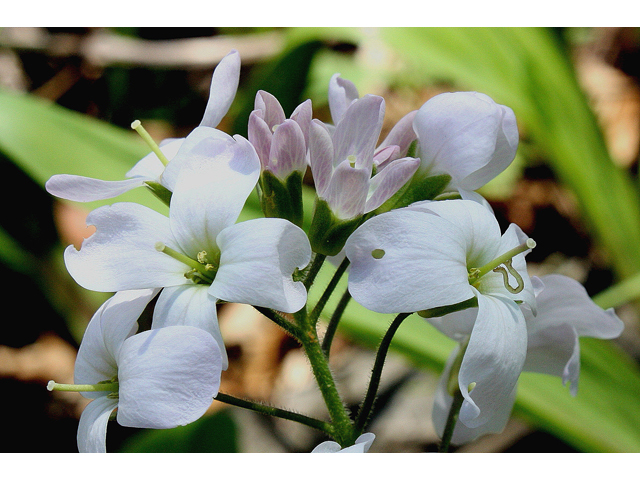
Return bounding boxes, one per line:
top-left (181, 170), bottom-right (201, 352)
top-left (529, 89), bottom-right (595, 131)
top-left (131, 120), bottom-right (170, 167)
top-left (156, 243), bottom-right (217, 283)
top-left (348, 154), bottom-right (357, 167)
top-left (47, 380), bottom-right (119, 393)
top-left (371, 249), bottom-right (385, 259)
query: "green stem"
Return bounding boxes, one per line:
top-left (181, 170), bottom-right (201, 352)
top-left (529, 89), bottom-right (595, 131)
top-left (438, 388), bottom-right (465, 453)
top-left (310, 257), bottom-right (350, 326)
top-left (322, 288), bottom-right (352, 357)
top-left (355, 298), bottom-right (478, 435)
top-left (253, 306), bottom-right (303, 339)
top-left (303, 253), bottom-right (327, 290)
top-left (215, 392), bottom-right (334, 436)
top-left (354, 312), bottom-right (411, 434)
top-left (297, 305), bottom-right (354, 446)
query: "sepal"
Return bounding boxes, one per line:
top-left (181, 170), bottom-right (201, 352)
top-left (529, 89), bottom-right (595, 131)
top-left (376, 173), bottom-right (451, 213)
top-left (308, 198), bottom-right (363, 256)
top-left (258, 170), bottom-right (304, 227)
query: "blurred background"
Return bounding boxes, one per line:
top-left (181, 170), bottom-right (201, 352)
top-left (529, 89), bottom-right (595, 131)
top-left (1, 26), bottom-right (640, 453)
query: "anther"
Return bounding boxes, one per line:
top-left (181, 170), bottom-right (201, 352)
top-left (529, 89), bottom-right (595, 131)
top-left (131, 119), bottom-right (170, 167)
top-left (348, 155), bottom-right (357, 167)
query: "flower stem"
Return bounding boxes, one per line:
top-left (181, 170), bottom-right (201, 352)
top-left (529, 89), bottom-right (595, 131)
top-left (310, 257), bottom-right (350, 326)
top-left (303, 252), bottom-right (327, 290)
top-left (215, 392), bottom-right (334, 436)
top-left (321, 288), bottom-right (352, 357)
top-left (354, 312), bottom-right (411, 434)
top-left (296, 306), bottom-right (354, 446)
top-left (253, 306), bottom-right (303, 339)
top-left (438, 388), bottom-right (465, 453)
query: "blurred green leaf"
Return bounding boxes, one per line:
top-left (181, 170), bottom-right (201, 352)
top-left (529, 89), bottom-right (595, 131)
top-left (0, 88), bottom-right (168, 215)
top-left (120, 410), bottom-right (238, 453)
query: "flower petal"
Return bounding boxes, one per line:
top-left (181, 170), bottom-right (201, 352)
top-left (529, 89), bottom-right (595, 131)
top-left (333, 94), bottom-right (384, 169)
top-left (365, 156), bottom-right (420, 213)
top-left (345, 208), bottom-right (473, 313)
top-left (77, 395), bottom-right (118, 453)
top-left (199, 50), bottom-right (240, 129)
top-left (45, 175), bottom-right (146, 202)
top-left (248, 110), bottom-right (273, 168)
top-left (408, 199), bottom-right (502, 267)
top-left (323, 161), bottom-right (370, 220)
top-left (328, 73), bottom-right (359, 123)
top-left (211, 218), bottom-right (311, 312)
top-left (308, 119), bottom-right (334, 196)
top-left (269, 119), bottom-right (307, 178)
top-left (432, 346), bottom-right (516, 445)
top-left (75, 289), bottom-right (158, 391)
top-left (169, 133), bottom-right (260, 257)
top-left (128, 138), bottom-right (184, 182)
top-left (458, 293), bottom-right (527, 428)
top-left (64, 203), bottom-right (188, 292)
top-left (153, 285), bottom-right (228, 370)
top-left (414, 92), bottom-right (517, 191)
top-left (254, 90), bottom-right (286, 129)
top-left (117, 326), bottom-right (222, 429)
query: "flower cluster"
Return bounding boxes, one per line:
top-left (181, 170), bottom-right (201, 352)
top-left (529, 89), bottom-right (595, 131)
top-left (46, 49), bottom-right (623, 453)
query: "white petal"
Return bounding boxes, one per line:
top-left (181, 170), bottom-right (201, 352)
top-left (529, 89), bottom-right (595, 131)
top-left (328, 73), bottom-right (359, 123)
top-left (160, 126), bottom-right (235, 191)
top-left (75, 289), bottom-right (158, 392)
top-left (333, 95), bottom-right (384, 169)
top-left (365, 156), bottom-right (420, 213)
top-left (432, 347), bottom-right (515, 445)
top-left (211, 218), bottom-right (311, 312)
top-left (169, 133), bottom-right (260, 257)
top-left (308, 119), bottom-right (334, 196)
top-left (414, 92), bottom-right (517, 191)
top-left (117, 326), bottom-right (222, 429)
top-left (199, 50), bottom-right (240, 129)
top-left (254, 90), bottom-right (286, 129)
top-left (311, 433), bottom-right (375, 453)
top-left (153, 285), bottom-right (228, 370)
top-left (269, 119), bottom-right (307, 178)
top-left (77, 395), bottom-right (118, 453)
top-left (345, 209), bottom-right (473, 314)
top-left (458, 293), bottom-right (527, 428)
top-left (323, 162), bottom-right (370, 220)
top-left (45, 175), bottom-right (146, 202)
top-left (407, 199), bottom-right (502, 267)
top-left (427, 306), bottom-right (479, 342)
top-left (64, 202), bottom-right (188, 292)
top-left (529, 274), bottom-right (623, 339)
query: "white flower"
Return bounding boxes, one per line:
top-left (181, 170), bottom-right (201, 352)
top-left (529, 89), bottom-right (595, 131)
top-left (413, 91), bottom-right (518, 192)
top-left (345, 199), bottom-right (536, 428)
top-left (48, 289), bottom-right (223, 453)
top-left (311, 433), bottom-right (376, 453)
top-left (45, 50), bottom-right (241, 202)
top-left (63, 134), bottom-right (311, 369)
top-left (431, 274), bottom-right (624, 445)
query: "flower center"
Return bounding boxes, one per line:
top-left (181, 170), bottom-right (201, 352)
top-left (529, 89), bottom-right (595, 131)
top-left (467, 238), bottom-right (536, 293)
top-left (155, 242), bottom-right (219, 285)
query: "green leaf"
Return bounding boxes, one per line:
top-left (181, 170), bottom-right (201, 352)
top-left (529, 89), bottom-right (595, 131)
top-left (119, 410), bottom-right (238, 453)
top-left (0, 88), bottom-right (168, 215)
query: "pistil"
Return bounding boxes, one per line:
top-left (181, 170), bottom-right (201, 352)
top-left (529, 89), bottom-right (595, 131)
top-left (47, 380), bottom-right (119, 393)
top-left (468, 238), bottom-right (536, 284)
top-left (156, 242), bottom-right (217, 284)
top-left (131, 120), bottom-right (170, 166)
